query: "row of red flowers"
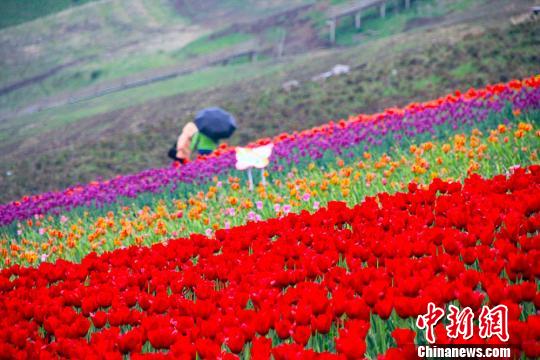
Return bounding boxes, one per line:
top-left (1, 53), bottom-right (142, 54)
top-left (1, 166), bottom-right (539, 359)
top-left (234, 77), bottom-right (540, 149)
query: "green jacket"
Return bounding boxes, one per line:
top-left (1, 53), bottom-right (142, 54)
top-left (190, 131), bottom-right (218, 152)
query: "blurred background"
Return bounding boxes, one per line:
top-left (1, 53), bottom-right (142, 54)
top-left (0, 0), bottom-right (538, 203)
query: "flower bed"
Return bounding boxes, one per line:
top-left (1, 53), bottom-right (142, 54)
top-left (3, 120), bottom-right (538, 267)
top-left (1, 167), bottom-right (539, 358)
top-left (1, 76), bottom-right (539, 226)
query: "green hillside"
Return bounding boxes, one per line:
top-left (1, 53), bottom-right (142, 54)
top-left (0, 0), bottom-right (96, 29)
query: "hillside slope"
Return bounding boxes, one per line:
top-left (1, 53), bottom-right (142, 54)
top-left (0, 0), bottom-right (538, 202)
top-left (0, 0), bottom-right (97, 29)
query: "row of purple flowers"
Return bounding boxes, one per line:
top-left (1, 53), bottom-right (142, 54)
top-left (1, 81), bottom-right (539, 226)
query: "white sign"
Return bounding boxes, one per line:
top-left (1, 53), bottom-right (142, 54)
top-left (235, 144), bottom-right (274, 190)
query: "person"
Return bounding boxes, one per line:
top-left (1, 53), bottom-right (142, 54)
top-left (168, 121), bottom-right (218, 163)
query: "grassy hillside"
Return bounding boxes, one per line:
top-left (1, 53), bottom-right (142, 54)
top-left (0, 0), bottom-right (195, 108)
top-left (1, 16), bottom-right (538, 202)
top-left (0, 0), bottom-right (96, 29)
top-left (0, 61), bottom-right (277, 147)
top-left (0, 0), bottom-right (313, 115)
top-left (172, 0), bottom-right (313, 24)
top-left (0, 0), bottom-right (487, 119)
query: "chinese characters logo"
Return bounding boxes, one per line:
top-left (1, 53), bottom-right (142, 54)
top-left (416, 302), bottom-right (509, 343)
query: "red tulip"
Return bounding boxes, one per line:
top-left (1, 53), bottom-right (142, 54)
top-left (345, 298), bottom-right (370, 320)
top-left (148, 328), bottom-right (175, 350)
top-left (275, 319), bottom-right (292, 340)
top-left (336, 332), bottom-right (366, 360)
top-left (313, 313), bottom-right (332, 334)
top-left (251, 336), bottom-right (271, 359)
top-left (392, 328), bottom-right (416, 347)
top-left (226, 328), bottom-right (245, 354)
top-left (91, 311), bottom-right (107, 329)
top-left (195, 338), bottom-right (221, 359)
top-left (118, 328), bottom-right (143, 354)
top-left (374, 298), bottom-right (393, 320)
top-left (292, 325), bottom-right (311, 346)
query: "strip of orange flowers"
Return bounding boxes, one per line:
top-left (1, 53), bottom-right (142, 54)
top-left (1, 166), bottom-right (539, 359)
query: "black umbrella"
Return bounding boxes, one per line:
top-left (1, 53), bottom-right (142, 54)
top-left (194, 107), bottom-right (237, 142)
